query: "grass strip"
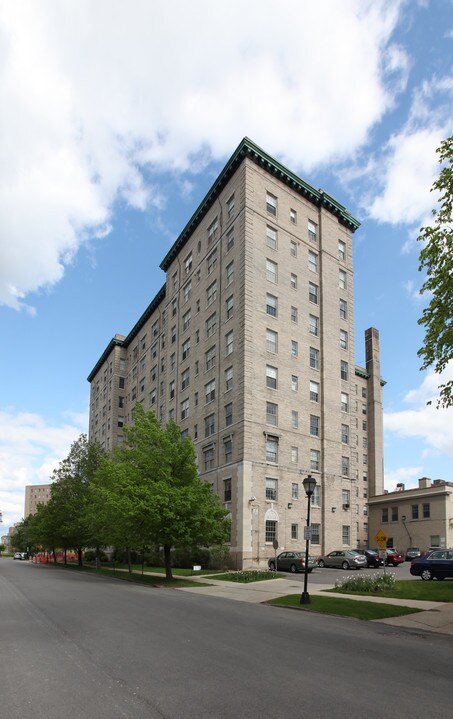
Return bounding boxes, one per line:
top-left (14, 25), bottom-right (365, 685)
top-left (269, 594), bottom-right (423, 620)
top-left (40, 562), bottom-right (211, 588)
top-left (327, 579), bottom-right (453, 603)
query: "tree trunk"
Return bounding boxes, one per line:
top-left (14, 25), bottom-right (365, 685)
top-left (163, 544), bottom-right (173, 580)
top-left (64, 547), bottom-right (67, 566)
top-left (95, 546), bottom-right (101, 571)
top-left (77, 547), bottom-right (83, 566)
top-left (53, 549), bottom-right (57, 563)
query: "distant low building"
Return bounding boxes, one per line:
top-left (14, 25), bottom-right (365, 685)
top-left (24, 483), bottom-right (52, 517)
top-left (368, 477), bottom-right (453, 552)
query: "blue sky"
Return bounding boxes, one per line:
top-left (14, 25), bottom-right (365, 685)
top-left (1, 0), bottom-right (452, 533)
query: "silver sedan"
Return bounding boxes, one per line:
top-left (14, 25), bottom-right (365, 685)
top-left (317, 550), bottom-right (367, 570)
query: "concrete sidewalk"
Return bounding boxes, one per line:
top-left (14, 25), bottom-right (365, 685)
top-left (178, 576), bottom-right (453, 636)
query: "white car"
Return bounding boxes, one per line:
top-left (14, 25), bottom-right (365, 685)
top-left (13, 552), bottom-right (26, 560)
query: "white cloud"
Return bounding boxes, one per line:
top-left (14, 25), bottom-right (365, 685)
top-left (0, 407), bottom-right (87, 530)
top-left (0, 0), bottom-right (406, 311)
top-left (384, 466), bottom-right (424, 491)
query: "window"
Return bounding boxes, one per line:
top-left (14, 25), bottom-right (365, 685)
top-left (291, 375), bottom-right (298, 392)
top-left (308, 220), bottom-right (317, 242)
top-left (172, 298), bottom-right (177, 317)
top-left (339, 299), bottom-right (347, 320)
top-left (265, 520), bottom-right (277, 543)
top-left (291, 524), bottom-right (298, 540)
top-left (412, 504), bottom-right (419, 519)
top-left (225, 227), bottom-right (234, 253)
top-left (392, 506), bottom-right (398, 521)
top-left (181, 368), bottom-right (190, 390)
top-left (266, 365), bottom-right (278, 389)
top-left (226, 261), bottom-right (234, 286)
top-left (205, 379), bottom-right (216, 403)
top-left (207, 216), bottom-right (218, 244)
top-left (171, 325), bottom-right (177, 344)
top-left (423, 503), bottom-right (430, 518)
top-left (339, 270), bottom-right (347, 289)
top-left (150, 389), bottom-right (156, 406)
top-left (290, 273), bottom-right (297, 289)
top-left (290, 208), bottom-right (297, 224)
top-left (206, 281), bottom-right (217, 306)
top-left (182, 309), bottom-right (191, 332)
top-left (183, 281), bottom-right (192, 303)
top-left (119, 377), bottom-right (125, 389)
top-left (266, 293), bottom-right (278, 317)
top-left (266, 226), bottom-right (278, 249)
top-left (182, 338), bottom-right (190, 361)
top-left (170, 353), bottom-right (176, 372)
top-left (341, 392), bottom-right (349, 412)
top-left (309, 314), bottom-right (318, 336)
top-left (227, 194), bottom-right (235, 220)
top-left (308, 251), bottom-right (318, 273)
top-left (205, 345), bottom-right (216, 371)
top-left (291, 447), bottom-right (298, 464)
top-left (342, 490), bottom-right (350, 507)
top-left (289, 410), bottom-right (298, 428)
top-left (311, 486), bottom-right (321, 507)
top-left (184, 252), bottom-right (192, 275)
top-left (266, 192), bottom-right (277, 216)
top-left (341, 360), bottom-right (349, 381)
top-left (180, 398), bottom-right (189, 420)
top-left (266, 477), bottom-right (277, 500)
top-left (266, 259), bottom-right (278, 283)
top-left (291, 340), bottom-right (298, 357)
top-left (291, 483), bottom-right (299, 499)
top-left (172, 271), bottom-right (178, 291)
top-left (290, 306), bottom-right (298, 323)
top-left (206, 313), bottom-right (217, 338)
top-left (311, 523), bottom-right (320, 544)
top-left (118, 396), bottom-right (124, 408)
top-left (266, 402), bottom-right (278, 425)
top-left (224, 438), bottom-right (232, 462)
top-left (203, 446), bottom-right (215, 471)
top-left (225, 330), bottom-right (234, 356)
top-left (310, 415), bottom-right (319, 436)
top-left (207, 249), bottom-right (217, 275)
top-left (382, 508), bottom-right (388, 523)
top-left (310, 449), bottom-right (320, 471)
top-left (169, 381), bottom-right (175, 400)
top-left (119, 358), bottom-right (126, 371)
top-left (309, 282), bottom-right (318, 304)
top-left (290, 240), bottom-right (297, 257)
top-left (341, 456), bottom-right (349, 476)
top-left (310, 381), bottom-right (319, 402)
top-left (223, 478), bottom-right (232, 502)
top-left (266, 329), bottom-right (278, 353)
top-left (338, 240), bottom-right (346, 261)
top-left (309, 347), bottom-right (319, 369)
top-left (225, 366), bottom-right (233, 391)
top-left (342, 526), bottom-right (350, 545)
top-left (117, 416), bottom-right (124, 428)
top-left (225, 402), bottom-right (233, 426)
top-left (265, 435), bottom-right (278, 463)
top-left (341, 424), bottom-right (349, 444)
top-left (151, 342), bottom-right (158, 359)
top-left (226, 295), bottom-right (234, 320)
top-left (203, 413), bottom-right (215, 437)
top-left (340, 330), bottom-right (348, 350)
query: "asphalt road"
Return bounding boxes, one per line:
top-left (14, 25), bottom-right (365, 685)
top-left (1, 560), bottom-right (452, 719)
top-left (287, 560), bottom-right (414, 584)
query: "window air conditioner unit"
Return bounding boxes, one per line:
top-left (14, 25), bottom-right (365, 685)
top-left (342, 503), bottom-right (350, 510)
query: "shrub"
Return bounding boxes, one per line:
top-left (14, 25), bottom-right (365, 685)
top-left (335, 572), bottom-right (396, 593)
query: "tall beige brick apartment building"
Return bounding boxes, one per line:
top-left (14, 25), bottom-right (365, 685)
top-left (88, 138), bottom-right (384, 569)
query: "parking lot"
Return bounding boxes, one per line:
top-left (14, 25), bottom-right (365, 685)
top-left (284, 560), bottom-right (413, 584)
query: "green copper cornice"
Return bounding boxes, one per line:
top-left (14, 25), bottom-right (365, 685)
top-left (161, 137), bottom-right (360, 271)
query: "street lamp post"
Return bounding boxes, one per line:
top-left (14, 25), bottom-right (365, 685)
top-left (300, 474), bottom-right (317, 605)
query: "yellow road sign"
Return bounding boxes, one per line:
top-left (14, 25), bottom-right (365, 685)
top-left (375, 530), bottom-right (388, 548)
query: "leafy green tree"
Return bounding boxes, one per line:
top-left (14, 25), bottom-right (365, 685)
top-left (91, 404), bottom-right (230, 578)
top-left (0, 544), bottom-right (6, 556)
top-left (50, 435), bottom-right (105, 564)
top-left (418, 135), bottom-right (453, 407)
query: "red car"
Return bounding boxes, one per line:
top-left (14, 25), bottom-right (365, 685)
top-left (383, 549), bottom-right (405, 566)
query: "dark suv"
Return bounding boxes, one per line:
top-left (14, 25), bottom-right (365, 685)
top-left (362, 549), bottom-right (384, 567)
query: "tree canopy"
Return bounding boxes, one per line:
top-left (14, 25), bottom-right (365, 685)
top-left (418, 135), bottom-right (453, 407)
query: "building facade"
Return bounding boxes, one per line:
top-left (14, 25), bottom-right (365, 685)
top-left (368, 477), bottom-right (453, 553)
top-left (24, 483), bottom-right (52, 518)
top-left (87, 138), bottom-right (384, 569)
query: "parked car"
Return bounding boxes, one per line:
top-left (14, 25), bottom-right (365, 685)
top-left (361, 549), bottom-right (384, 567)
top-left (410, 549), bottom-right (453, 580)
top-left (268, 551), bottom-right (317, 573)
top-left (382, 549), bottom-right (405, 566)
top-left (405, 547), bottom-right (421, 561)
top-left (317, 550), bottom-right (367, 570)
top-left (13, 552), bottom-right (26, 560)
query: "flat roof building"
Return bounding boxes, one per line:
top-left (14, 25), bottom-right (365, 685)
top-left (24, 484), bottom-right (52, 518)
top-left (88, 138), bottom-right (384, 568)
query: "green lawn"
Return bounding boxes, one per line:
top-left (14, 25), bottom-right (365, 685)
top-left (88, 563), bottom-right (221, 577)
top-left (45, 562), bottom-right (211, 588)
top-left (328, 579), bottom-right (453, 603)
top-left (208, 570), bottom-right (282, 583)
top-left (269, 594), bottom-right (423, 620)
